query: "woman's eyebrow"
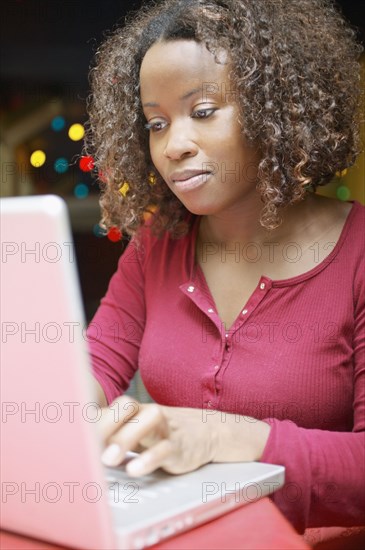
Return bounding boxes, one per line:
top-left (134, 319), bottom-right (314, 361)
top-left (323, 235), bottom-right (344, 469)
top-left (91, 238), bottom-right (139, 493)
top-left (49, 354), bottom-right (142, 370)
top-left (142, 86), bottom-right (202, 108)
top-left (180, 86), bottom-right (202, 100)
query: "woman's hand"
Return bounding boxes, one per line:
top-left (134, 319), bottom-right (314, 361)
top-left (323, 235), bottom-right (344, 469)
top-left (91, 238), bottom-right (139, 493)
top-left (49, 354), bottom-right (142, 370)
top-left (98, 395), bottom-right (271, 477)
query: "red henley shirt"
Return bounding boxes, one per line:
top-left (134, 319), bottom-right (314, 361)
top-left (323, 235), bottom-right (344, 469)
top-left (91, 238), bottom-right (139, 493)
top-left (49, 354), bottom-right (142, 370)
top-left (88, 199), bottom-right (365, 533)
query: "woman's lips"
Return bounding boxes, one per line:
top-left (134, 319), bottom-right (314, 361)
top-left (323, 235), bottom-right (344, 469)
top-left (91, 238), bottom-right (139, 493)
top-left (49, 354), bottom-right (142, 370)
top-left (172, 172), bottom-right (212, 192)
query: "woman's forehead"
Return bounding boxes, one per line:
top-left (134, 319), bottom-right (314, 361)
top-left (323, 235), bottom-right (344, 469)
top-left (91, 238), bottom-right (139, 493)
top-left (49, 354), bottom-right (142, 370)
top-left (139, 40), bottom-right (230, 101)
top-left (140, 40), bottom-right (229, 79)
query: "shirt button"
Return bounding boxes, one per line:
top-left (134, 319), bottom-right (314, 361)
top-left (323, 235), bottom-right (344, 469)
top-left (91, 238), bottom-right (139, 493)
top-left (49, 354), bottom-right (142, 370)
top-left (260, 282), bottom-right (266, 290)
top-left (187, 285), bottom-right (195, 293)
top-left (207, 401), bottom-right (213, 408)
top-left (242, 309), bottom-right (248, 315)
top-left (208, 308), bottom-right (214, 313)
top-left (214, 365), bottom-right (219, 370)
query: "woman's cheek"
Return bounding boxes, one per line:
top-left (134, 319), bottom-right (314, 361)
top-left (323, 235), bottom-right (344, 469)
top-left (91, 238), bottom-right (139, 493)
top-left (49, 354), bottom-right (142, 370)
top-left (149, 141), bottom-right (164, 171)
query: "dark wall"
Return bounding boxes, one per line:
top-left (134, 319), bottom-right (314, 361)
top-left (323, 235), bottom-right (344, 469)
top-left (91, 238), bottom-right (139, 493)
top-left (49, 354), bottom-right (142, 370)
top-left (1, 0), bottom-right (364, 88)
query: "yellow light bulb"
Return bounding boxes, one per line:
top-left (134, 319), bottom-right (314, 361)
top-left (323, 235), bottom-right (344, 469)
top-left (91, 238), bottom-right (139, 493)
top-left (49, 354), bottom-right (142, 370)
top-left (68, 123), bottom-right (85, 141)
top-left (30, 150), bottom-right (46, 168)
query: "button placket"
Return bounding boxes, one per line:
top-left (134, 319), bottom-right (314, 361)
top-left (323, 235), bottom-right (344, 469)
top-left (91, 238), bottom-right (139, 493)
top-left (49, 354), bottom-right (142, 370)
top-left (212, 333), bottom-right (234, 410)
top-left (230, 277), bottom-right (272, 336)
top-left (199, 333), bottom-right (224, 410)
top-left (180, 282), bottom-right (224, 337)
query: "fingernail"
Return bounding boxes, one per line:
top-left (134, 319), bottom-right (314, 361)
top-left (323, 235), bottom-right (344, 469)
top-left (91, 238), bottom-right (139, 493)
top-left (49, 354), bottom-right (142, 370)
top-left (101, 443), bottom-right (122, 466)
top-left (127, 459), bottom-right (145, 476)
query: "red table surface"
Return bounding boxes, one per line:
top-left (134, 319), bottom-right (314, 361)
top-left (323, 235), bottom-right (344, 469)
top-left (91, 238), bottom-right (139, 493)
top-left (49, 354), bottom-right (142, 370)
top-left (0, 497), bottom-right (310, 550)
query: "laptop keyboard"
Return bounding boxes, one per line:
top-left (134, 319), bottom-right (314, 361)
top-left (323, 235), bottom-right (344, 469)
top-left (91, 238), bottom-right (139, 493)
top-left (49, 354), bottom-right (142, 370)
top-left (106, 471), bottom-right (188, 508)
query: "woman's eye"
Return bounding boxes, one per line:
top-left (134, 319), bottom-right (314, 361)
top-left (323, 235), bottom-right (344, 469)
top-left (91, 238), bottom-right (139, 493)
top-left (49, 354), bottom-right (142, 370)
top-left (144, 121), bottom-right (167, 133)
top-left (192, 108), bottom-right (217, 119)
top-left (144, 108), bottom-right (217, 132)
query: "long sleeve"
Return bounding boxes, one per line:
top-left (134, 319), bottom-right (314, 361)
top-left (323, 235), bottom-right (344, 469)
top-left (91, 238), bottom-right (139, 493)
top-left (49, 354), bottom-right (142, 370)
top-left (260, 423), bottom-right (365, 533)
top-left (260, 245), bottom-right (365, 533)
top-left (86, 236), bottom-right (147, 404)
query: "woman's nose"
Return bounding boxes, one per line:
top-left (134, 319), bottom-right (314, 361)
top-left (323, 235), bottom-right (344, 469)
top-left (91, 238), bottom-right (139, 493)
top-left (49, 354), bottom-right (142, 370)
top-left (163, 122), bottom-right (199, 160)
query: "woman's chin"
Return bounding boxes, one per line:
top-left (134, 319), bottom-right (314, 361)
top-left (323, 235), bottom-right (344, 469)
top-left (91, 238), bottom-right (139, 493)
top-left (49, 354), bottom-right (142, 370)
top-left (181, 202), bottom-right (219, 217)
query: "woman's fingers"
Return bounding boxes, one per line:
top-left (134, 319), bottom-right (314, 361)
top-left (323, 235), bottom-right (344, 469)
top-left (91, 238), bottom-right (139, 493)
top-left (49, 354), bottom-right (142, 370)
top-left (126, 439), bottom-right (174, 477)
top-left (102, 403), bottom-right (168, 467)
top-left (109, 403), bottom-right (166, 450)
top-left (98, 395), bottom-right (140, 440)
top-left (99, 402), bottom-right (221, 475)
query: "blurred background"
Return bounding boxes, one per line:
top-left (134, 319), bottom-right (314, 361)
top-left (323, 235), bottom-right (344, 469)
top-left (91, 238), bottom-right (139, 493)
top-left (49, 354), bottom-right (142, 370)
top-left (1, 0), bottom-right (364, 317)
top-left (1, 1), bottom-right (147, 320)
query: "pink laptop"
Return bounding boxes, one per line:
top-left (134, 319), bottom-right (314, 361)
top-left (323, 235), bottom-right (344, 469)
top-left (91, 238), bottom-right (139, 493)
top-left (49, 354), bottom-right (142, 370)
top-left (0, 195), bottom-right (285, 549)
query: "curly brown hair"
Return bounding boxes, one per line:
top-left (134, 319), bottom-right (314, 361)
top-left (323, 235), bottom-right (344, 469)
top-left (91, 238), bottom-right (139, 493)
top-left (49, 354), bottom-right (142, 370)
top-left (84, 0), bottom-right (364, 238)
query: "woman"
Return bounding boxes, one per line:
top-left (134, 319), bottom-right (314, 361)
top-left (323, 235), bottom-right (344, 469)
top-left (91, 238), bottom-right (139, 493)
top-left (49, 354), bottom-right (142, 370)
top-left (84, 0), bottom-right (365, 538)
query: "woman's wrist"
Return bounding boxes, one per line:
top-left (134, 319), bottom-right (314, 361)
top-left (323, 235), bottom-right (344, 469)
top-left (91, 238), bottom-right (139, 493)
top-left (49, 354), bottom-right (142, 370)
top-left (252, 419), bottom-right (271, 461)
top-left (212, 413), bottom-right (271, 463)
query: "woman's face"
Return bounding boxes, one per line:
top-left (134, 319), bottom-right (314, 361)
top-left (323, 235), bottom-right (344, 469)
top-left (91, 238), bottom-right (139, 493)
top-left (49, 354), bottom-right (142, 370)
top-left (140, 39), bottom-right (262, 216)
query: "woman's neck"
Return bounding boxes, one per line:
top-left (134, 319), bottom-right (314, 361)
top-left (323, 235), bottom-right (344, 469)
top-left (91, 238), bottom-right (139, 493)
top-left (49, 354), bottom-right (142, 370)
top-left (198, 192), bottom-right (320, 248)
